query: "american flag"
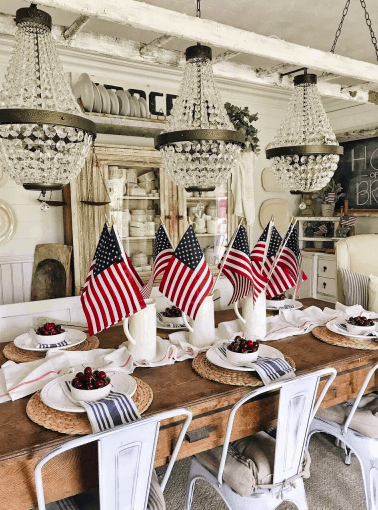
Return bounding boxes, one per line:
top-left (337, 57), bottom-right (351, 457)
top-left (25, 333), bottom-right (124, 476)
top-left (341, 215), bottom-right (356, 227)
top-left (251, 222), bottom-right (298, 300)
top-left (325, 192), bottom-right (335, 203)
top-left (315, 224), bottom-right (328, 236)
top-left (81, 223), bottom-right (146, 336)
top-left (159, 225), bottom-right (214, 320)
top-left (141, 225), bottom-right (174, 299)
top-left (277, 223), bottom-right (307, 285)
top-left (219, 225), bottom-right (254, 304)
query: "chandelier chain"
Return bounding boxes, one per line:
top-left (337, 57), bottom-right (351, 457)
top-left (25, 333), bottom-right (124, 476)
top-left (331, 0), bottom-right (378, 62)
top-left (195, 0), bottom-right (201, 18)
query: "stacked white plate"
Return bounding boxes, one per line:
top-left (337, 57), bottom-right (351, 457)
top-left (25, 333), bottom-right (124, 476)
top-left (326, 318), bottom-right (378, 340)
top-left (266, 299), bottom-right (303, 311)
top-left (206, 344), bottom-right (285, 372)
top-left (14, 329), bottom-right (87, 352)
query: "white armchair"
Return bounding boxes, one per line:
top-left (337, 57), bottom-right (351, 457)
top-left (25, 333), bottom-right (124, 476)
top-left (336, 235), bottom-right (378, 304)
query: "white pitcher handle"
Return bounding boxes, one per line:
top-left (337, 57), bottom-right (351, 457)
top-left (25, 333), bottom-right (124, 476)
top-left (122, 318), bottom-right (136, 345)
top-left (181, 311), bottom-right (194, 333)
top-left (234, 301), bottom-right (246, 324)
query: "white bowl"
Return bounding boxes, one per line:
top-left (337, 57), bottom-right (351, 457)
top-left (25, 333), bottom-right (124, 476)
top-left (138, 171), bottom-right (155, 182)
top-left (346, 322), bottom-right (376, 336)
top-left (226, 346), bottom-right (259, 364)
top-left (70, 379), bottom-right (112, 402)
top-left (266, 298), bottom-right (287, 308)
top-left (35, 330), bottom-right (66, 344)
top-left (161, 315), bottom-right (184, 325)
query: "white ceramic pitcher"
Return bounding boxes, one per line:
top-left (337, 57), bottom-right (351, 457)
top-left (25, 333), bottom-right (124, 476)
top-left (181, 295), bottom-right (215, 348)
top-left (123, 299), bottom-right (157, 361)
top-left (234, 292), bottom-right (267, 339)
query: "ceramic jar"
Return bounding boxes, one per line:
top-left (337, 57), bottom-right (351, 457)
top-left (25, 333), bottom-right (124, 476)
top-left (234, 292), bottom-right (267, 338)
top-left (322, 203), bottom-right (335, 217)
top-left (138, 170), bottom-right (155, 182)
top-left (131, 250), bottom-right (148, 267)
top-left (146, 207), bottom-right (155, 222)
top-left (205, 203), bottom-right (217, 217)
top-left (130, 221), bottom-right (145, 237)
top-left (145, 222), bottom-right (155, 236)
top-left (181, 295), bottom-right (215, 347)
top-left (206, 218), bottom-right (217, 234)
top-left (131, 209), bottom-right (147, 223)
top-left (126, 168), bottom-right (138, 185)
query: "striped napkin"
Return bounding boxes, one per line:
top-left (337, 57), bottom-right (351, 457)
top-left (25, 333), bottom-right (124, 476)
top-left (62, 381), bottom-right (165, 509)
top-left (36, 339), bottom-right (70, 349)
top-left (334, 323), bottom-right (378, 338)
top-left (156, 312), bottom-right (184, 329)
top-left (216, 347), bottom-right (295, 385)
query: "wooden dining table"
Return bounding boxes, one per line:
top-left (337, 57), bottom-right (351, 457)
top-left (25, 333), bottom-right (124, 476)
top-left (1, 297), bottom-right (378, 509)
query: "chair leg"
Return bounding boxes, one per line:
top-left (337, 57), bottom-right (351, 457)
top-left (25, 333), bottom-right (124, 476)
top-left (344, 445), bottom-right (352, 466)
top-left (282, 479), bottom-right (309, 510)
top-left (185, 477), bottom-right (197, 510)
top-left (354, 454), bottom-right (378, 510)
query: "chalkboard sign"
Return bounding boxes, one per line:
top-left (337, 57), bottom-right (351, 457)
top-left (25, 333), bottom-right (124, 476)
top-left (334, 136), bottom-right (378, 211)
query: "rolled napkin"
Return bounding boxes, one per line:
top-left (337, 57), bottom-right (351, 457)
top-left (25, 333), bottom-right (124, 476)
top-left (0, 346), bottom-right (133, 404)
top-left (168, 330), bottom-right (226, 360)
top-left (215, 346), bottom-right (295, 385)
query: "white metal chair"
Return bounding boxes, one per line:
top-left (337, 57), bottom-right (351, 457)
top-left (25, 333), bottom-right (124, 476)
top-left (185, 367), bottom-right (337, 510)
top-left (35, 408), bottom-right (192, 510)
top-left (308, 362), bottom-right (378, 510)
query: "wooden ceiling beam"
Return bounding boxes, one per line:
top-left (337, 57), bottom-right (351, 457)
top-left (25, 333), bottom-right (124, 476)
top-left (63, 14), bottom-right (90, 39)
top-left (256, 63), bottom-right (294, 77)
top-left (32, 0), bottom-right (378, 84)
top-left (140, 35), bottom-right (174, 55)
top-left (0, 12), bottom-right (373, 104)
top-left (212, 51), bottom-right (240, 64)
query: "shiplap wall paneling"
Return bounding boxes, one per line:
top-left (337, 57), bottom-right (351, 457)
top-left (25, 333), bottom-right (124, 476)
top-left (0, 258), bottom-right (33, 305)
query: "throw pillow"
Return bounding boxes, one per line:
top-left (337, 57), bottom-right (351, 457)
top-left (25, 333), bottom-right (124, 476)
top-left (368, 274), bottom-right (378, 313)
top-left (339, 268), bottom-right (369, 309)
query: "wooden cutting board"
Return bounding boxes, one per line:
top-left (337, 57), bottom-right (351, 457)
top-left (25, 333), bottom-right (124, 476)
top-left (31, 243), bottom-right (72, 301)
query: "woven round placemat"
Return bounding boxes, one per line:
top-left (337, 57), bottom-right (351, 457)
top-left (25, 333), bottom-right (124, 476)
top-left (312, 326), bottom-right (378, 350)
top-left (26, 376), bottom-right (153, 435)
top-left (192, 352), bottom-right (296, 387)
top-left (3, 335), bottom-right (100, 363)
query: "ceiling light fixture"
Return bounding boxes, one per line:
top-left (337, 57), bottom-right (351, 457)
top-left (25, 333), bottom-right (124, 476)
top-left (155, 0), bottom-right (244, 192)
top-left (0, 4), bottom-right (96, 194)
top-left (266, 68), bottom-right (343, 192)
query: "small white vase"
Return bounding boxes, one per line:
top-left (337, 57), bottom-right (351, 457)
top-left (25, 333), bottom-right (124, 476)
top-left (182, 296), bottom-right (215, 347)
top-left (123, 299), bottom-right (157, 361)
top-left (234, 292), bottom-right (267, 339)
top-left (321, 203), bottom-right (335, 217)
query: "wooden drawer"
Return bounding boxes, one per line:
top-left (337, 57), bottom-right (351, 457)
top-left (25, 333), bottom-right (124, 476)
top-left (317, 276), bottom-right (336, 297)
top-left (317, 258), bottom-right (337, 279)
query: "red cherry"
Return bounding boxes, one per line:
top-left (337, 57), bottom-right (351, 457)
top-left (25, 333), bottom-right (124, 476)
top-left (86, 383), bottom-right (94, 390)
top-left (97, 371), bottom-right (106, 379)
top-left (51, 330), bottom-right (57, 335)
top-left (74, 381), bottom-right (84, 389)
top-left (45, 323), bottom-right (55, 331)
top-left (93, 370), bottom-right (99, 378)
top-left (85, 373), bottom-right (93, 382)
top-left (72, 377), bottom-right (80, 386)
top-left (84, 367), bottom-right (92, 375)
top-left (94, 379), bottom-right (104, 388)
top-left (76, 372), bottom-right (84, 380)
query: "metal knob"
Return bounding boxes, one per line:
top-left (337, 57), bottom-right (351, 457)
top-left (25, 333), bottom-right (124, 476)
top-left (323, 266), bottom-right (327, 272)
top-left (323, 282), bottom-right (327, 289)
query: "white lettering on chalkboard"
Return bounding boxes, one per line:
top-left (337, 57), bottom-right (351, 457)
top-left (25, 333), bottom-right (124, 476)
top-left (356, 180), bottom-right (378, 205)
top-left (352, 146), bottom-right (367, 172)
top-left (371, 148), bottom-right (378, 171)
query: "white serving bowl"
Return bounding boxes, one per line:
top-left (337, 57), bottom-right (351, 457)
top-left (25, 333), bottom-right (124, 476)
top-left (35, 330), bottom-right (66, 344)
top-left (138, 170), bottom-right (155, 182)
top-left (70, 379), bottom-right (112, 401)
top-left (161, 315), bottom-right (184, 325)
top-left (346, 322), bottom-right (376, 336)
top-left (226, 345), bottom-right (259, 364)
top-left (266, 298), bottom-right (287, 308)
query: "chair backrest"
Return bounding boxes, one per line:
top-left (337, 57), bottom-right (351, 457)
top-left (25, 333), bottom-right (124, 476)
top-left (336, 235), bottom-right (378, 304)
top-left (0, 296), bottom-right (87, 343)
top-left (218, 367), bottom-right (337, 487)
top-left (35, 407), bottom-right (192, 510)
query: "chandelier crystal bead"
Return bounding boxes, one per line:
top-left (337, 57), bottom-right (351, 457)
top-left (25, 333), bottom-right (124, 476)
top-left (155, 44), bottom-right (244, 192)
top-left (266, 73), bottom-right (343, 192)
top-left (0, 4), bottom-right (96, 191)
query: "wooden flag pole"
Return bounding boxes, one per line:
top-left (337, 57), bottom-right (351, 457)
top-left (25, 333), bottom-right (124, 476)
top-left (210, 218), bottom-right (243, 295)
top-left (261, 216), bottom-right (275, 273)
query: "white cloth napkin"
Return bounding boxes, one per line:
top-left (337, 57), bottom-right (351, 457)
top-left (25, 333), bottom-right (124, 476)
top-left (231, 151), bottom-right (256, 226)
top-left (0, 346), bottom-right (133, 404)
top-left (131, 337), bottom-right (178, 367)
top-left (168, 330), bottom-right (229, 360)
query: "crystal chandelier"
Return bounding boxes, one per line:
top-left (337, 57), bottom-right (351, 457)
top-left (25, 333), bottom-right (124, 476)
top-left (0, 4), bottom-right (96, 192)
top-left (266, 71), bottom-right (343, 192)
top-left (155, 2), bottom-right (244, 192)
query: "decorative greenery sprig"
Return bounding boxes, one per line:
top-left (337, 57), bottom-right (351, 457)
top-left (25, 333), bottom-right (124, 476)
top-left (224, 102), bottom-right (260, 154)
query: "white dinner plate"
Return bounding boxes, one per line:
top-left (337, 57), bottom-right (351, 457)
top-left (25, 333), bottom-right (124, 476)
top-left (116, 90), bottom-right (130, 116)
top-left (266, 299), bottom-right (303, 311)
top-left (73, 79), bottom-right (94, 112)
top-left (326, 317), bottom-right (378, 340)
top-left (139, 97), bottom-right (148, 118)
top-left (0, 200), bottom-right (15, 245)
top-left (14, 329), bottom-right (87, 352)
top-left (259, 198), bottom-right (291, 231)
top-left (206, 344), bottom-right (285, 372)
top-left (97, 84), bottom-right (111, 114)
top-left (92, 83), bottom-right (102, 113)
top-left (108, 89), bottom-right (119, 115)
top-left (41, 370), bottom-right (137, 413)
